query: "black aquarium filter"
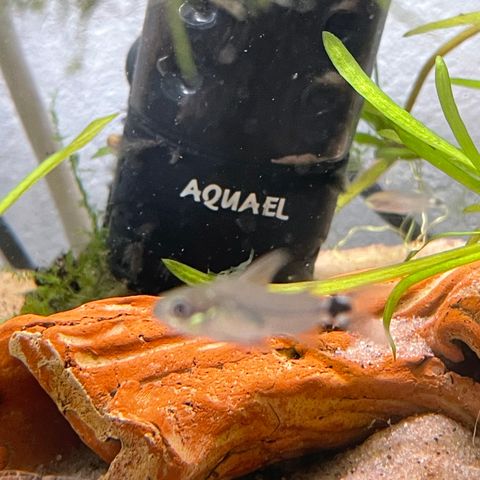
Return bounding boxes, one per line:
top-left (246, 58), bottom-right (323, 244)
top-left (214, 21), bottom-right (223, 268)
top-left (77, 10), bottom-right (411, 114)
top-left (107, 0), bottom-right (391, 293)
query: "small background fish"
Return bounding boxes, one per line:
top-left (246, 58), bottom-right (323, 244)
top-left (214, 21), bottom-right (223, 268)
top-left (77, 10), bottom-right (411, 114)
top-left (365, 190), bottom-right (441, 215)
top-left (155, 250), bottom-right (386, 344)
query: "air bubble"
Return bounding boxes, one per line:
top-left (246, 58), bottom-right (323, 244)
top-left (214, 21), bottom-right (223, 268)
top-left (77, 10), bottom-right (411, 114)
top-left (179, 1), bottom-right (217, 29)
top-left (161, 73), bottom-right (202, 102)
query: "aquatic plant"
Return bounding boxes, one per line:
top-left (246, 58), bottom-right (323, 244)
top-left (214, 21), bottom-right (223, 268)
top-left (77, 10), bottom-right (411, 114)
top-left (0, 114), bottom-right (126, 315)
top-left (322, 10), bottom-right (480, 351)
top-left (165, 10), bottom-right (480, 356)
top-left (3, 7), bottom-right (480, 357)
top-left (20, 228), bottom-right (129, 315)
top-left (0, 114), bottom-right (116, 216)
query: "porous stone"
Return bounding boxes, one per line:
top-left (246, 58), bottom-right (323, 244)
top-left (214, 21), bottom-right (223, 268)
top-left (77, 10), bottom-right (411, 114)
top-left (4, 264), bottom-right (480, 479)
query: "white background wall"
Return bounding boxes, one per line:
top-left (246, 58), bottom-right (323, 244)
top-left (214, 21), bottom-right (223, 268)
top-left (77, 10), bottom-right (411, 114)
top-left (1, 0), bottom-right (479, 267)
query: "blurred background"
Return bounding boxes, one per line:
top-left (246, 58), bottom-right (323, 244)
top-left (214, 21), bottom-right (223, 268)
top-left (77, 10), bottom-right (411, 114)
top-left (1, 0), bottom-right (479, 268)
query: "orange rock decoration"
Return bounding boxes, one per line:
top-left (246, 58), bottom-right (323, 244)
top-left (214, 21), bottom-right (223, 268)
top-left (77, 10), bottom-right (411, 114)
top-left (4, 270), bottom-right (480, 480)
top-left (0, 314), bottom-right (81, 471)
top-left (417, 261), bottom-right (480, 378)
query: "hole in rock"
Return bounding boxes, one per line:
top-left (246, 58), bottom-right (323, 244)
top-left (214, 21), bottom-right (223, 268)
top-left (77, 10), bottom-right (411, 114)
top-left (442, 340), bottom-right (480, 383)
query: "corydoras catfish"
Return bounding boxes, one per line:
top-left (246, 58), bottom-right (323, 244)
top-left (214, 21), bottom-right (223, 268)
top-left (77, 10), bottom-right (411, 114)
top-left (154, 250), bottom-right (385, 344)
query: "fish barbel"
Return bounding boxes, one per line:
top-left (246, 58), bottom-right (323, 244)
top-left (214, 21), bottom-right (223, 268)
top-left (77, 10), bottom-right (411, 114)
top-left (154, 250), bottom-right (382, 344)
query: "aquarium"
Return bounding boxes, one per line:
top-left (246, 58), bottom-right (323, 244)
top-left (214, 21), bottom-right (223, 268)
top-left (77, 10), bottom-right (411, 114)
top-left (1, 1), bottom-right (480, 479)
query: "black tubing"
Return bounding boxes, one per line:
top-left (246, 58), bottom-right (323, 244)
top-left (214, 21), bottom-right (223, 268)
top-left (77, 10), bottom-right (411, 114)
top-left (0, 217), bottom-right (36, 270)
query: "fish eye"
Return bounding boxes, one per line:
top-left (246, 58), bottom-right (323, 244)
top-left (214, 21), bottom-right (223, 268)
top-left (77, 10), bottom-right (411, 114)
top-left (169, 297), bottom-right (192, 319)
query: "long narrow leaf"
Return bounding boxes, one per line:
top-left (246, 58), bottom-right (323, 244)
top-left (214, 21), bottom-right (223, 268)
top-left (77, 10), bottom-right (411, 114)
top-left (405, 12), bottom-right (480, 37)
top-left (162, 259), bottom-right (215, 285)
top-left (375, 147), bottom-right (418, 160)
top-left (464, 204), bottom-right (480, 214)
top-left (305, 243), bottom-right (480, 295)
top-left (383, 248), bottom-right (480, 357)
top-left (163, 243), bottom-right (480, 297)
top-left (435, 56), bottom-right (480, 168)
top-left (451, 77), bottom-right (480, 90)
top-left (354, 132), bottom-right (384, 147)
top-left (322, 32), bottom-right (480, 193)
top-left (336, 158), bottom-right (395, 211)
top-left (394, 127), bottom-right (480, 194)
top-left (0, 113), bottom-right (117, 216)
top-left (377, 129), bottom-right (402, 143)
top-left (361, 103), bottom-right (390, 131)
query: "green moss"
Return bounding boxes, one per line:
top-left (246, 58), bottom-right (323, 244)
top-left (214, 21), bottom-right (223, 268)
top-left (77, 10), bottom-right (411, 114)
top-left (21, 229), bottom-right (129, 316)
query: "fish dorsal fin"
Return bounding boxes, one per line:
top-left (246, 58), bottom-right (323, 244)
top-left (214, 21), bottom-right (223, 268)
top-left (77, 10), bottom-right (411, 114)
top-left (238, 250), bottom-right (290, 285)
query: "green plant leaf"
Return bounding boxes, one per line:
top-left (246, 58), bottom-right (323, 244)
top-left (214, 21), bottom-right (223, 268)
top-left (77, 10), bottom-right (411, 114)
top-left (92, 146), bottom-right (112, 159)
top-left (354, 132), bottom-right (384, 147)
top-left (375, 147), bottom-right (418, 161)
top-left (322, 32), bottom-right (480, 193)
top-left (377, 129), bottom-right (402, 143)
top-left (451, 77), bottom-right (480, 90)
top-left (336, 157), bottom-right (395, 211)
top-left (393, 126), bottom-right (480, 193)
top-left (405, 12), bottom-right (480, 37)
top-left (305, 243), bottom-right (480, 296)
top-left (382, 247), bottom-right (480, 358)
top-left (162, 259), bottom-right (215, 286)
top-left (361, 102), bottom-right (390, 131)
top-left (163, 243), bottom-right (480, 296)
top-left (0, 113), bottom-right (118, 216)
top-left (372, 130), bottom-right (418, 159)
top-left (464, 204), bottom-right (480, 214)
top-left (435, 56), bottom-right (480, 168)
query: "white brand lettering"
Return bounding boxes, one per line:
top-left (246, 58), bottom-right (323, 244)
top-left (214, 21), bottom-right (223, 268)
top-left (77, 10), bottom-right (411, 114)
top-left (238, 193), bottom-right (260, 215)
top-left (276, 198), bottom-right (289, 221)
top-left (179, 179), bottom-right (290, 221)
top-left (202, 184), bottom-right (222, 211)
top-left (221, 189), bottom-right (241, 211)
top-left (262, 196), bottom-right (279, 217)
top-left (180, 178), bottom-right (201, 202)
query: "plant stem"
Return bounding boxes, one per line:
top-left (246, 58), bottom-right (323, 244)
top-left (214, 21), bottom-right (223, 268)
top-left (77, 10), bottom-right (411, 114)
top-left (336, 157), bottom-right (395, 211)
top-left (435, 56), bottom-right (480, 170)
top-left (165, 0), bottom-right (199, 87)
top-left (404, 25), bottom-right (480, 112)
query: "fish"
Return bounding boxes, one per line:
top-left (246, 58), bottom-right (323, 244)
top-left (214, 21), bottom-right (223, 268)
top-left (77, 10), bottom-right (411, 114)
top-left (154, 250), bottom-right (383, 344)
top-left (271, 153), bottom-right (319, 166)
top-left (365, 190), bottom-right (441, 215)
